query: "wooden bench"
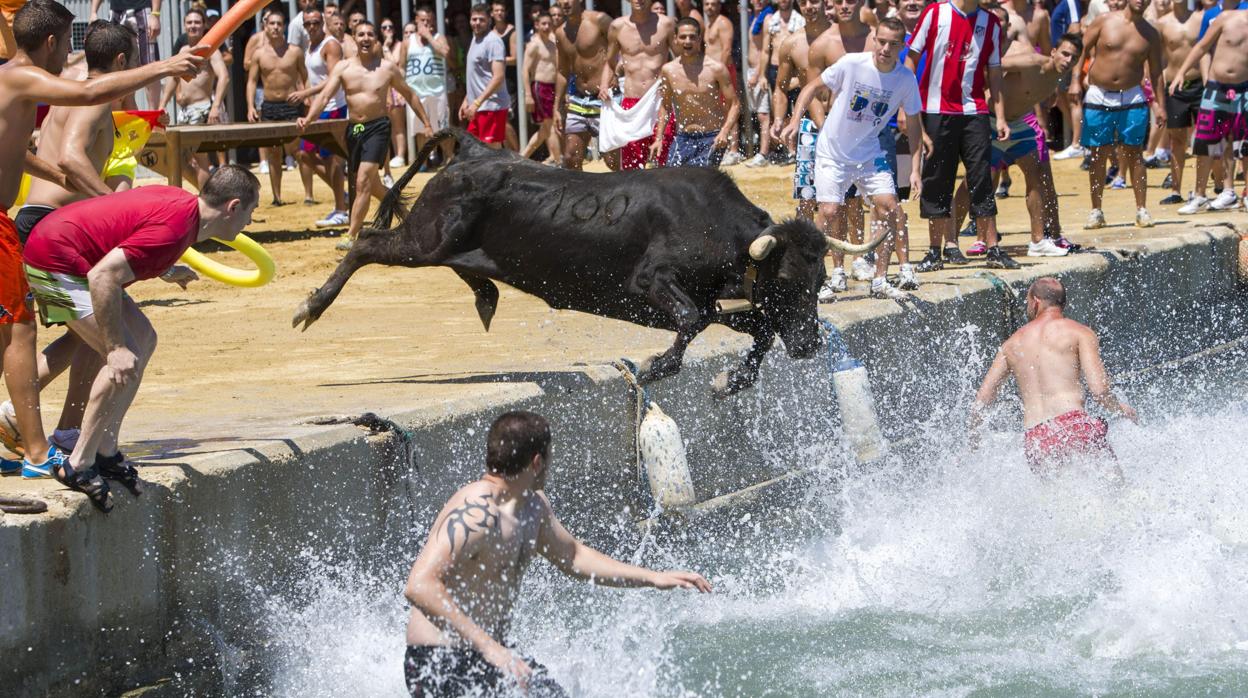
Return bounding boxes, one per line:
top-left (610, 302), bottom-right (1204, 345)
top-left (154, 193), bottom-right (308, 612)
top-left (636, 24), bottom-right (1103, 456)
top-left (137, 119), bottom-right (349, 188)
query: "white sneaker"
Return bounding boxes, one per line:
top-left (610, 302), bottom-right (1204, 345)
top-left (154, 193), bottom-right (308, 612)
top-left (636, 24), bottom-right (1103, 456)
top-left (870, 279), bottom-right (910, 300)
top-left (897, 264), bottom-right (918, 290)
top-left (382, 174), bottom-right (395, 188)
top-left (285, 155), bottom-right (296, 171)
top-left (850, 256), bottom-right (875, 281)
top-left (1028, 238), bottom-right (1070, 257)
top-left (720, 150), bottom-right (744, 166)
top-left (1178, 195), bottom-right (1210, 215)
top-left (258, 160), bottom-right (270, 174)
top-left (388, 156), bottom-right (406, 168)
top-left (818, 268), bottom-right (848, 301)
top-left (744, 153), bottom-right (768, 168)
top-left (1085, 208), bottom-right (1107, 229)
top-left (316, 210), bottom-right (349, 227)
top-left (1135, 207), bottom-right (1155, 228)
top-left (1209, 189), bottom-right (1239, 210)
top-left (1052, 144), bottom-right (1088, 161)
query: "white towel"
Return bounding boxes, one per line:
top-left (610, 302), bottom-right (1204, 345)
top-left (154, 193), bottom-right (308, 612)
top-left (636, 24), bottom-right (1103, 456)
top-left (598, 81), bottom-right (662, 153)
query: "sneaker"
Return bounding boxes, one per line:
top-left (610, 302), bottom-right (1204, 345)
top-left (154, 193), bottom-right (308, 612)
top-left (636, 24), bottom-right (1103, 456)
top-left (995, 181), bottom-right (1011, 198)
top-left (1052, 143), bottom-right (1087, 160)
top-left (1135, 208), bottom-right (1155, 228)
top-left (382, 173), bottom-right (395, 188)
top-left (1052, 236), bottom-right (1081, 252)
top-left (1110, 176), bottom-right (1126, 190)
top-left (258, 160), bottom-right (270, 174)
top-left (720, 150), bottom-right (744, 166)
top-left (1209, 189), bottom-right (1239, 210)
top-left (915, 249), bottom-right (943, 272)
top-left (959, 220), bottom-right (978, 237)
top-left (1143, 154), bottom-right (1169, 169)
top-left (870, 279), bottom-right (910, 300)
top-left (1028, 238), bottom-right (1070, 257)
top-left (0, 400), bottom-right (20, 455)
top-left (1159, 192), bottom-right (1186, 206)
top-left (817, 268), bottom-right (848, 301)
top-left (851, 256), bottom-right (875, 281)
top-left (1178, 195), bottom-right (1209, 215)
top-left (316, 210), bottom-right (349, 227)
top-left (944, 246), bottom-right (971, 265)
top-left (966, 241), bottom-right (988, 256)
top-left (1085, 208), bottom-right (1107, 229)
top-left (335, 238), bottom-right (354, 251)
top-left (0, 455), bottom-right (19, 475)
top-left (897, 264), bottom-right (919, 290)
top-left (1106, 165), bottom-right (1119, 184)
top-left (22, 444), bottom-right (69, 480)
top-left (1162, 173), bottom-right (1174, 190)
top-left (744, 153), bottom-right (768, 168)
top-left (1080, 154), bottom-right (1092, 171)
top-left (985, 246), bottom-right (1021, 270)
top-left (50, 428), bottom-right (80, 454)
top-left (388, 156), bottom-right (406, 168)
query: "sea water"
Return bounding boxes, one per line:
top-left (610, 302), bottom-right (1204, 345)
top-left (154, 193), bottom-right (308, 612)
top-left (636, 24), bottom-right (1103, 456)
top-left (246, 337), bottom-right (1248, 697)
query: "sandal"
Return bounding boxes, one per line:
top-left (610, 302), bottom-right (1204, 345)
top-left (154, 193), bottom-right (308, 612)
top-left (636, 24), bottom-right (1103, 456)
top-left (96, 452), bottom-right (144, 497)
top-left (52, 462), bottom-right (113, 513)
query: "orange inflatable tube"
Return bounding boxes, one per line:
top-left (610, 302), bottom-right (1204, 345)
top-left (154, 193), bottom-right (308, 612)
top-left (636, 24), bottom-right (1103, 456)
top-left (183, 0), bottom-right (270, 76)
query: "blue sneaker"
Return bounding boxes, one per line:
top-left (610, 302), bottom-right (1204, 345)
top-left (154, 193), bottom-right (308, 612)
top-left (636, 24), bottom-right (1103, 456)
top-left (1, 455), bottom-right (21, 475)
top-left (22, 444), bottom-right (69, 480)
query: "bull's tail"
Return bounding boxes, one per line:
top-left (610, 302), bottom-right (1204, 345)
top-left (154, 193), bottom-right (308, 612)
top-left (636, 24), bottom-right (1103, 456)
top-left (367, 128), bottom-right (497, 233)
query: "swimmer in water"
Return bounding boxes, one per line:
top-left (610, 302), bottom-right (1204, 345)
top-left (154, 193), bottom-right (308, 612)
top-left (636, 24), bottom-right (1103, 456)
top-left (402, 411), bottom-right (711, 697)
top-left (970, 278), bottom-right (1136, 476)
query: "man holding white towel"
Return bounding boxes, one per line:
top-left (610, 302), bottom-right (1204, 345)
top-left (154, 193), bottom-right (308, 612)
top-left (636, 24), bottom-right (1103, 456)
top-left (599, 0), bottom-right (678, 169)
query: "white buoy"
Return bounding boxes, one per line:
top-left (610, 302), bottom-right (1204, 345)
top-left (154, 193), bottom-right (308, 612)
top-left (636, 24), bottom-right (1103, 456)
top-left (831, 358), bottom-right (887, 463)
top-left (637, 402), bottom-right (697, 509)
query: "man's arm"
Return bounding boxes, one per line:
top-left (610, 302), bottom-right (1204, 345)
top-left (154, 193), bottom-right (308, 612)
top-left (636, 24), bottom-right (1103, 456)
top-left (148, 0), bottom-right (162, 39)
top-left (649, 70), bottom-right (672, 162)
top-left (403, 491), bottom-right (532, 684)
top-left (57, 106), bottom-right (114, 197)
top-left (769, 37), bottom-right (794, 137)
top-left (157, 76), bottom-right (177, 111)
top-left (903, 106), bottom-right (923, 198)
top-left (969, 347), bottom-right (1011, 445)
top-left (0, 53), bottom-right (202, 107)
top-left (988, 65), bottom-right (1008, 139)
top-left (715, 62), bottom-right (739, 150)
top-left (296, 61), bottom-right (347, 128)
top-left (1172, 20), bottom-right (1216, 93)
top-left (523, 39), bottom-right (540, 112)
top-left (86, 249), bottom-right (141, 386)
top-left (89, 0), bottom-right (103, 21)
top-left (599, 19), bottom-right (622, 100)
top-left (780, 74), bottom-right (830, 148)
top-left (246, 57), bottom-right (261, 121)
top-left (209, 51), bottom-right (229, 123)
top-left (753, 29), bottom-right (773, 86)
top-left (23, 151), bottom-right (67, 188)
top-left (553, 35), bottom-right (569, 132)
top-left (536, 494), bottom-right (711, 590)
top-left (1078, 329), bottom-right (1137, 421)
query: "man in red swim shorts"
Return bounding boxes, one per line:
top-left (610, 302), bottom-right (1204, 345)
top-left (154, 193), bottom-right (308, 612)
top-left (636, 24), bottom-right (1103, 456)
top-left (970, 277), bottom-right (1137, 476)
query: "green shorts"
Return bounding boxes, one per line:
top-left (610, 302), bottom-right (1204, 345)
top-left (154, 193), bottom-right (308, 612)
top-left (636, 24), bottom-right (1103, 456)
top-left (24, 265), bottom-right (94, 326)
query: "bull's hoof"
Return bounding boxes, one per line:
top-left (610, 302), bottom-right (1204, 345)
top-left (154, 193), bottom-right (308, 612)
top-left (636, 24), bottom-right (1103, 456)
top-left (291, 300), bottom-right (321, 332)
top-left (711, 369), bottom-right (757, 399)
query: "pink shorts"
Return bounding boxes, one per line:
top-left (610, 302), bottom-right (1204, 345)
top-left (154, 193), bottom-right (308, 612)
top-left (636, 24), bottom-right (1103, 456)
top-left (1023, 409), bottom-right (1114, 469)
top-left (1023, 111), bottom-right (1049, 164)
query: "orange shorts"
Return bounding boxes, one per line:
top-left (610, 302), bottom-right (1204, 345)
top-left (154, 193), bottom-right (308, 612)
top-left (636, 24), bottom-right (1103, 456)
top-left (0, 211), bottom-right (33, 325)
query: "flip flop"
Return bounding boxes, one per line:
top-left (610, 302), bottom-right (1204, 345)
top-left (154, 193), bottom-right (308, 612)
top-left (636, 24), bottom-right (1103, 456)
top-left (52, 462), bottom-right (113, 513)
top-left (96, 452), bottom-right (143, 497)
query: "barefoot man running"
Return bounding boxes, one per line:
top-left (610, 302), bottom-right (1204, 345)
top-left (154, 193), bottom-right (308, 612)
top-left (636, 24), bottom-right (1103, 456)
top-left (972, 278), bottom-right (1136, 476)
top-left (599, 0), bottom-right (678, 169)
top-left (553, 0), bottom-right (611, 170)
top-left (403, 411), bottom-right (710, 697)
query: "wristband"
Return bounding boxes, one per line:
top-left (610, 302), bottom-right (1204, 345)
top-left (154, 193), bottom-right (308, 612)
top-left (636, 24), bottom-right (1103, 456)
top-left (150, 9), bottom-right (160, 16)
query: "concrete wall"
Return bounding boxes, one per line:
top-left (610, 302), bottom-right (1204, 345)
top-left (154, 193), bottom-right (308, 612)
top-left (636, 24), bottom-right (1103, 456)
top-left (1, 226), bottom-right (1242, 696)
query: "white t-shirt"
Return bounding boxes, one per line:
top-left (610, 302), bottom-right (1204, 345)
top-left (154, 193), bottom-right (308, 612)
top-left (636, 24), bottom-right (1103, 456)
top-left (815, 53), bottom-right (921, 164)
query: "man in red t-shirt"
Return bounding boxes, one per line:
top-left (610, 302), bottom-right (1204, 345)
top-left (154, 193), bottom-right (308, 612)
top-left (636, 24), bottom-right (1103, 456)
top-left (907, 0), bottom-right (1020, 271)
top-left (21, 165), bottom-right (258, 512)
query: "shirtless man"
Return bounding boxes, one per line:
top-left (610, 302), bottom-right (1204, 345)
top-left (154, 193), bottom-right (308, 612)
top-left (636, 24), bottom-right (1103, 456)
top-left (287, 8), bottom-right (349, 225)
top-left (675, 0), bottom-right (704, 24)
top-left (1006, 0), bottom-right (1053, 52)
top-left (748, 0), bottom-right (804, 167)
top-left (1170, 6), bottom-right (1248, 213)
top-left (157, 9), bottom-right (228, 188)
top-left (298, 20), bottom-right (432, 250)
top-left (702, 0), bottom-right (739, 160)
top-left (0, 0), bottom-right (201, 480)
top-left (954, 33), bottom-right (1084, 257)
top-left (402, 411), bottom-right (710, 696)
top-left (552, 0), bottom-right (611, 170)
top-left (652, 17), bottom-right (738, 167)
top-left (770, 0), bottom-right (831, 221)
top-left (1080, 0), bottom-right (1165, 229)
top-left (600, 0), bottom-right (678, 169)
top-left (744, 0), bottom-right (776, 166)
top-left (1153, 0), bottom-right (1202, 206)
top-left (247, 12), bottom-right (306, 205)
top-left (972, 278), bottom-right (1135, 476)
top-left (522, 11), bottom-right (560, 161)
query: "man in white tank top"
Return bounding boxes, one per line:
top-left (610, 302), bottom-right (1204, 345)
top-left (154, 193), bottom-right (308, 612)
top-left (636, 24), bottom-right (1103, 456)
top-left (289, 7), bottom-right (350, 227)
top-left (400, 6), bottom-right (453, 164)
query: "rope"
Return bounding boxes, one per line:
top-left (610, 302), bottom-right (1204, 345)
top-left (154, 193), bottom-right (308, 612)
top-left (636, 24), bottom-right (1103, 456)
top-left (974, 271), bottom-right (1020, 331)
top-left (820, 318), bottom-right (854, 369)
top-left (0, 496), bottom-right (47, 515)
top-left (611, 359), bottom-right (656, 501)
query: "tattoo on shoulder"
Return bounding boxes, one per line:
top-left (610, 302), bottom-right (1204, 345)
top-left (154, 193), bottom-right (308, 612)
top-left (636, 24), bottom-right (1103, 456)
top-left (443, 494), bottom-right (500, 555)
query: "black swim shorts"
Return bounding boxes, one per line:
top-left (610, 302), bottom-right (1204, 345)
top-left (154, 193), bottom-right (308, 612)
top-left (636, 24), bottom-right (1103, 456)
top-left (404, 645), bottom-right (568, 698)
top-left (920, 113), bottom-right (996, 220)
top-left (260, 99), bottom-right (304, 122)
top-left (1165, 78), bottom-right (1204, 129)
top-left (13, 204), bottom-right (56, 245)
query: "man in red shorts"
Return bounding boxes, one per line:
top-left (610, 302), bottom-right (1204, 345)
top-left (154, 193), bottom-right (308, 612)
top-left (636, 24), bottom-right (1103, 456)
top-left (21, 166), bottom-right (259, 512)
top-left (461, 3), bottom-right (510, 148)
top-left (970, 278), bottom-right (1136, 476)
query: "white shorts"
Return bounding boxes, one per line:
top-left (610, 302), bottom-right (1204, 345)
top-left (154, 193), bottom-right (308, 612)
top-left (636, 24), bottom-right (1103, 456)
top-left (815, 157), bottom-right (896, 204)
top-left (411, 93), bottom-right (450, 131)
top-left (746, 67), bottom-right (770, 115)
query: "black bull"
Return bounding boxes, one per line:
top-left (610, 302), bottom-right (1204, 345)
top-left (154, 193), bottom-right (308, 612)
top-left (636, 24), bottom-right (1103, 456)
top-left (292, 130), bottom-right (888, 395)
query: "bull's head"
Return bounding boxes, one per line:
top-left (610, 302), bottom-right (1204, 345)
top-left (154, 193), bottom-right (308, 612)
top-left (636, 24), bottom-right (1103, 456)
top-left (746, 220), bottom-right (827, 359)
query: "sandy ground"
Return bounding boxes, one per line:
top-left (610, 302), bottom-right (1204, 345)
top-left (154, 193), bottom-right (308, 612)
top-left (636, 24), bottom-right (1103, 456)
top-left (2, 155), bottom-right (1245, 474)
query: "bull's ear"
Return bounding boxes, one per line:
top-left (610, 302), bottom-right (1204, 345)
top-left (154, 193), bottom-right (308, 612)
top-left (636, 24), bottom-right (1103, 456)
top-left (749, 234), bottom-right (778, 260)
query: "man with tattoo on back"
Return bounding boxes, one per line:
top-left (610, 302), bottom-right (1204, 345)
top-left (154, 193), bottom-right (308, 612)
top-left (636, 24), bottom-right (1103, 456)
top-left (403, 411), bottom-right (711, 697)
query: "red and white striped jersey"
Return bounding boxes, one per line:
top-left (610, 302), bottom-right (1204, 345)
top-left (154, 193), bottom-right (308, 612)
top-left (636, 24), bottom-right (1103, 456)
top-left (908, 1), bottom-right (1002, 115)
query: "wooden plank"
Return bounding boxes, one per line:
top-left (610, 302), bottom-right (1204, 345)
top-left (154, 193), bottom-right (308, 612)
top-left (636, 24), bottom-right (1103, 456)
top-left (138, 119), bottom-right (350, 185)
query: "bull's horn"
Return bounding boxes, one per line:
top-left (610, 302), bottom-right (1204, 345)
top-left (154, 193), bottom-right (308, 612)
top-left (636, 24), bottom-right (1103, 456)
top-left (749, 235), bottom-right (778, 260)
top-left (826, 228), bottom-right (892, 255)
